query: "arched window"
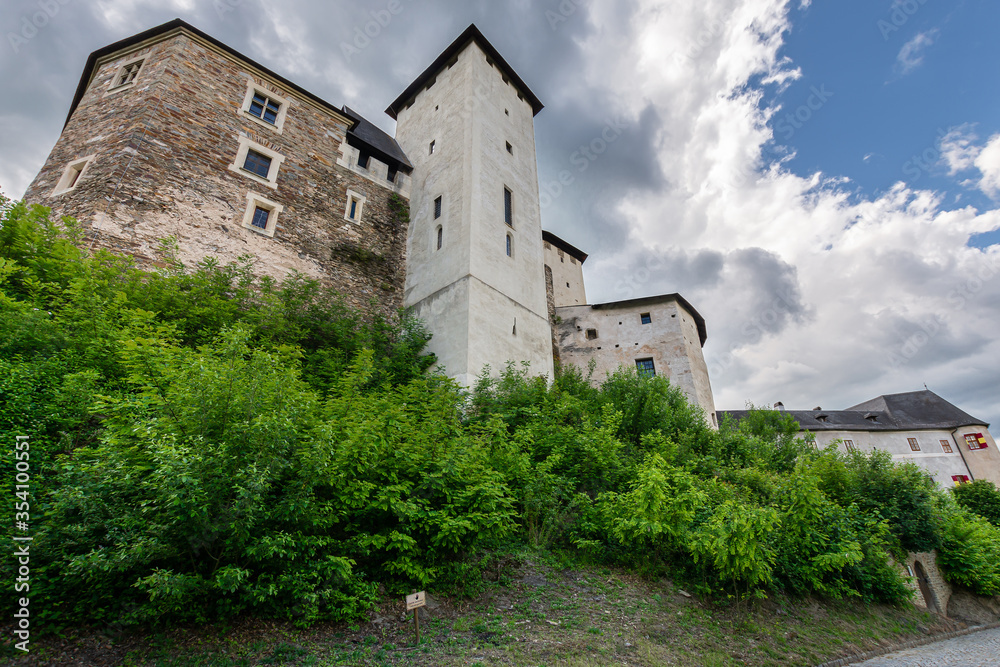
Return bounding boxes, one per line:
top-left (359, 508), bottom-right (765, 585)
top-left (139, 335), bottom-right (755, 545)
top-left (436, 225), bottom-right (443, 250)
top-left (506, 233), bottom-right (513, 257)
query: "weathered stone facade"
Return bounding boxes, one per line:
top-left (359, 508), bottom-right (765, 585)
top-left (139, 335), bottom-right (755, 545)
top-left (24, 26), bottom-right (409, 318)
top-left (896, 551), bottom-right (952, 615)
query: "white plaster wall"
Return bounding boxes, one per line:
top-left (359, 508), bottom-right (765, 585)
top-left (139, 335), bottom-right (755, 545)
top-left (555, 299), bottom-right (715, 421)
top-left (543, 240), bottom-right (587, 307)
top-left (811, 429), bottom-right (974, 487)
top-left (395, 40), bottom-right (553, 384)
top-left (952, 426), bottom-right (1000, 486)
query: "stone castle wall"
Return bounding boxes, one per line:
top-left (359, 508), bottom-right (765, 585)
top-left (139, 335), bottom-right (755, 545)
top-left (23, 31), bottom-right (407, 318)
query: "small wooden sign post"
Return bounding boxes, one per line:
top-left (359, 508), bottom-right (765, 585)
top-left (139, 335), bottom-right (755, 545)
top-left (406, 591), bottom-right (426, 645)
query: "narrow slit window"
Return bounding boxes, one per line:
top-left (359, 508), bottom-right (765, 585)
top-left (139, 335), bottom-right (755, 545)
top-left (434, 196), bottom-right (442, 219)
top-left (243, 150), bottom-right (272, 178)
top-left (349, 199), bottom-right (358, 220)
top-left (506, 141), bottom-right (513, 154)
top-left (506, 233), bottom-right (513, 257)
top-left (436, 225), bottom-right (443, 250)
top-left (429, 140), bottom-right (436, 155)
top-left (387, 164), bottom-right (398, 183)
top-left (357, 151), bottom-right (370, 169)
top-left (504, 187), bottom-right (513, 226)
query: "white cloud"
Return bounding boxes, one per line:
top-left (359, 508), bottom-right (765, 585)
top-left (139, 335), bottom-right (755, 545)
top-left (974, 135), bottom-right (1000, 198)
top-left (570, 0), bottom-right (1000, 424)
top-left (940, 125), bottom-right (981, 175)
top-left (896, 29), bottom-right (938, 74)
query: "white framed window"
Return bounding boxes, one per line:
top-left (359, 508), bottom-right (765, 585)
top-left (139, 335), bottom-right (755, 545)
top-left (241, 192), bottom-right (283, 238)
top-left (106, 55), bottom-right (145, 95)
top-left (228, 135), bottom-right (285, 189)
top-left (345, 190), bottom-right (366, 223)
top-left (240, 80), bottom-right (290, 133)
top-left (51, 155), bottom-right (96, 196)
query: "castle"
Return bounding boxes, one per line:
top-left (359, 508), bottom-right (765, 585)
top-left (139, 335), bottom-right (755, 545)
top-left (22, 19), bottom-right (999, 485)
top-left (22, 19), bottom-right (717, 420)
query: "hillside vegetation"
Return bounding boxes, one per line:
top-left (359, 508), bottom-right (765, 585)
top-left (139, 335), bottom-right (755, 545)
top-left (4, 198), bottom-right (1000, 643)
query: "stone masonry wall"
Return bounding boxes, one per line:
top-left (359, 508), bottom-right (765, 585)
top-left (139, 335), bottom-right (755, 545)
top-left (896, 551), bottom-right (952, 615)
top-left (23, 32), bottom-right (407, 318)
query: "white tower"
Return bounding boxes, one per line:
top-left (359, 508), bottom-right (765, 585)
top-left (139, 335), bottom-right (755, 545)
top-left (387, 26), bottom-right (554, 386)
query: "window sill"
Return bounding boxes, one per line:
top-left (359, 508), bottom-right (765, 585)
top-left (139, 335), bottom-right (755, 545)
top-left (242, 110), bottom-right (283, 134)
top-left (227, 163), bottom-right (278, 189)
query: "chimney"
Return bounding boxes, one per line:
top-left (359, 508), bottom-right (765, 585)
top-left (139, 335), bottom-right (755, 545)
top-left (774, 402), bottom-right (785, 412)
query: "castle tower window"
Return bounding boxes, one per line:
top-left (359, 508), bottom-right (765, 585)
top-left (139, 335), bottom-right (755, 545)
top-left (586, 329), bottom-right (598, 340)
top-left (966, 433), bottom-right (988, 450)
top-left (635, 358), bottom-right (656, 378)
top-left (241, 192), bottom-right (282, 238)
top-left (357, 150), bottom-right (370, 169)
top-left (506, 233), bottom-right (513, 257)
top-left (240, 82), bottom-right (290, 132)
top-left (434, 196), bottom-right (442, 219)
top-left (244, 150), bottom-right (272, 178)
top-left (506, 141), bottom-right (513, 155)
top-left (387, 164), bottom-right (398, 183)
top-left (249, 93), bottom-right (280, 124)
top-left (504, 187), bottom-right (513, 227)
top-left (429, 140), bottom-right (436, 155)
top-left (108, 57), bottom-right (144, 92)
top-left (229, 137), bottom-right (284, 188)
top-left (51, 155), bottom-right (95, 196)
top-left (345, 190), bottom-right (366, 223)
top-left (436, 225), bottom-right (443, 250)
top-left (640, 313), bottom-right (652, 325)
top-left (908, 437), bottom-right (921, 452)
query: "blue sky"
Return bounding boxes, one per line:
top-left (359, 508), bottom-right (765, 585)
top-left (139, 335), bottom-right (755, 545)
top-left (0, 0), bottom-right (997, 427)
top-left (770, 0), bottom-right (1000, 248)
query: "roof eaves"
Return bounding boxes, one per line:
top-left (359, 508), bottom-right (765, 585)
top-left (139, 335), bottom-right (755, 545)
top-left (385, 24), bottom-right (544, 120)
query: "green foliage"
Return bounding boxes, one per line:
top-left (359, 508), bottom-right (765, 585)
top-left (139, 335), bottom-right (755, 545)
top-left (5, 201), bottom-right (999, 630)
top-left (935, 498), bottom-right (1000, 595)
top-left (952, 479), bottom-right (1000, 528)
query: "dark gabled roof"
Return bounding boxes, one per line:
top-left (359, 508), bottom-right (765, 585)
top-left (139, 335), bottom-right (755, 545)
top-left (342, 106), bottom-right (412, 172)
top-left (590, 294), bottom-right (707, 347)
top-left (65, 19), bottom-right (354, 128)
top-left (385, 24), bottom-right (544, 120)
top-left (849, 390), bottom-right (988, 429)
top-left (718, 390), bottom-right (989, 432)
top-left (542, 230), bottom-right (588, 263)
